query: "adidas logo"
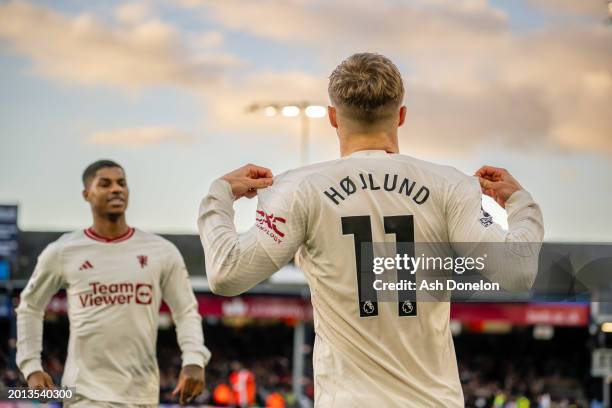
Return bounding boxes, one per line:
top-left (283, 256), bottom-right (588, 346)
top-left (79, 260), bottom-right (94, 271)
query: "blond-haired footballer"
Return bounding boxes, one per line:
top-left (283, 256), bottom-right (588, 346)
top-left (17, 160), bottom-right (210, 407)
top-left (199, 53), bottom-right (544, 407)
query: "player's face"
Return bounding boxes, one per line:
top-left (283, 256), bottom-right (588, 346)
top-left (84, 167), bottom-right (129, 217)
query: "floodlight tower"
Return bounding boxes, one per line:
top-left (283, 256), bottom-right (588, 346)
top-left (246, 101), bottom-right (327, 166)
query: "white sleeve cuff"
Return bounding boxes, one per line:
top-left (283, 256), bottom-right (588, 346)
top-left (505, 189), bottom-right (534, 216)
top-left (506, 189), bottom-right (532, 206)
top-left (182, 349), bottom-right (211, 368)
top-left (209, 179), bottom-right (235, 201)
top-left (19, 359), bottom-right (43, 381)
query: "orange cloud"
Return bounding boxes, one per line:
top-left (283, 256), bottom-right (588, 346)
top-left (189, 0), bottom-right (612, 154)
top-left (0, 0), bottom-right (237, 91)
top-left (88, 127), bottom-right (194, 146)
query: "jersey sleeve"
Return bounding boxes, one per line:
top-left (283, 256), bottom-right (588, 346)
top-left (16, 242), bottom-right (65, 380)
top-left (198, 176), bottom-right (308, 296)
top-left (447, 176), bottom-right (545, 290)
top-left (160, 243), bottom-right (211, 367)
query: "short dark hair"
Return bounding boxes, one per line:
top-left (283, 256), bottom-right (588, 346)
top-left (82, 159), bottom-right (124, 187)
top-left (328, 53), bottom-right (404, 124)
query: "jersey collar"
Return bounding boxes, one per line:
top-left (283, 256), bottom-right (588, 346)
top-left (84, 227), bottom-right (135, 243)
top-left (346, 149), bottom-right (391, 158)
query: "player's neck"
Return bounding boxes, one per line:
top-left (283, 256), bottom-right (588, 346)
top-left (90, 214), bottom-right (130, 239)
top-left (340, 133), bottom-right (399, 157)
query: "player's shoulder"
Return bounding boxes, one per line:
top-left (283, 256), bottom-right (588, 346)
top-left (391, 154), bottom-right (467, 182)
top-left (133, 228), bottom-right (173, 245)
top-left (51, 230), bottom-right (88, 248)
top-left (274, 158), bottom-right (342, 184)
top-left (257, 160), bottom-right (342, 208)
top-left (391, 154), bottom-right (478, 194)
top-left (37, 230), bottom-right (86, 261)
top-left (132, 229), bottom-right (182, 255)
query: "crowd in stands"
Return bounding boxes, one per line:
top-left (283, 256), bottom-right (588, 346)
top-left (0, 321), bottom-right (605, 407)
top-left (455, 330), bottom-right (599, 408)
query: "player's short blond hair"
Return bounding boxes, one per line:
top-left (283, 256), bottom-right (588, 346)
top-left (328, 53), bottom-right (404, 124)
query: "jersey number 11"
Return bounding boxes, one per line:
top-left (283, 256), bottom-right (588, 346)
top-left (342, 215), bottom-right (418, 318)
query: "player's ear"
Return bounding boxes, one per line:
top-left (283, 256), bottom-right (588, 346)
top-left (82, 188), bottom-right (89, 202)
top-left (328, 106), bottom-right (338, 129)
top-left (398, 106), bottom-right (407, 127)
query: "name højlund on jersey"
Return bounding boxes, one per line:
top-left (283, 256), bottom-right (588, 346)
top-left (78, 281), bottom-right (153, 307)
top-left (323, 173), bottom-right (431, 206)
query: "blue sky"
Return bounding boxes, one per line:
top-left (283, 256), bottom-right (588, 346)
top-left (0, 0), bottom-right (611, 241)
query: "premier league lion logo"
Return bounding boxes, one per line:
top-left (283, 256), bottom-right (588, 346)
top-left (362, 300), bottom-right (375, 314)
top-left (401, 300), bottom-right (414, 314)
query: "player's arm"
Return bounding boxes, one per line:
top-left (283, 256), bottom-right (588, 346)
top-left (198, 164), bottom-right (307, 296)
top-left (448, 166), bottom-right (544, 290)
top-left (16, 242), bottom-right (65, 388)
top-left (160, 244), bottom-right (210, 404)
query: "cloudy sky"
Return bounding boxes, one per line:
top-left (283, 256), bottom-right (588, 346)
top-left (0, 0), bottom-right (611, 241)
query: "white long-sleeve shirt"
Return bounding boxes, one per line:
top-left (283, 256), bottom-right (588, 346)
top-left (17, 227), bottom-right (210, 405)
top-left (199, 150), bottom-right (544, 407)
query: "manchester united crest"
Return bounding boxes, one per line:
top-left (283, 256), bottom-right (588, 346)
top-left (137, 255), bottom-right (148, 269)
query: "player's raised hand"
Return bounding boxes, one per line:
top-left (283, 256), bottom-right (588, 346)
top-left (221, 164), bottom-right (274, 200)
top-left (26, 370), bottom-right (55, 389)
top-left (172, 364), bottom-right (205, 405)
top-left (474, 165), bottom-right (523, 209)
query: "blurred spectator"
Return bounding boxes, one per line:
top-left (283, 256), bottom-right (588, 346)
top-left (229, 362), bottom-right (256, 408)
top-left (213, 383), bottom-right (234, 406)
top-left (266, 391), bottom-right (286, 408)
top-left (0, 319), bottom-right (597, 407)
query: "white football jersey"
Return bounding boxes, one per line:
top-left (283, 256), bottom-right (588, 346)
top-left (199, 150), bottom-right (544, 407)
top-left (17, 228), bottom-right (210, 405)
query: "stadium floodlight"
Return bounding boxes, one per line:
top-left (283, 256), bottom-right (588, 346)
top-left (533, 324), bottom-right (554, 340)
top-left (449, 320), bottom-right (462, 336)
top-left (264, 105), bottom-right (277, 117)
top-left (281, 105), bottom-right (300, 117)
top-left (246, 100), bottom-right (327, 165)
top-left (602, 322), bottom-right (612, 333)
top-left (305, 105), bottom-right (327, 118)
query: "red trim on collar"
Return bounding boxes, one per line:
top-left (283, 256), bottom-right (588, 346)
top-left (84, 227), bottom-right (135, 243)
